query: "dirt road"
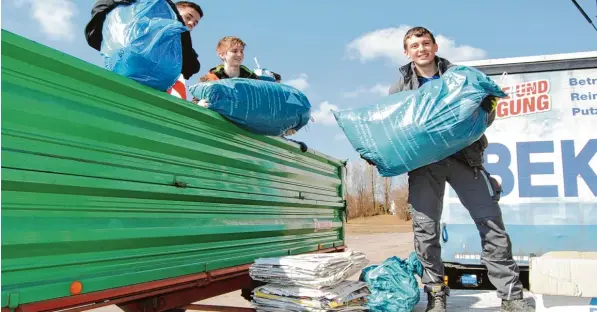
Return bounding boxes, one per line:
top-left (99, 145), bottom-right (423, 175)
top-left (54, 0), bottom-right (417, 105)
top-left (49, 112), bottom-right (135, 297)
top-left (90, 215), bottom-right (534, 311)
top-left (346, 214), bottom-right (413, 234)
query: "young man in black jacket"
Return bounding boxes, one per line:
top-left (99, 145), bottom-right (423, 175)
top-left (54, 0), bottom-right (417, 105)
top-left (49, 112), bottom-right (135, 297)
top-left (386, 27), bottom-right (534, 312)
top-left (85, 0), bottom-right (202, 80)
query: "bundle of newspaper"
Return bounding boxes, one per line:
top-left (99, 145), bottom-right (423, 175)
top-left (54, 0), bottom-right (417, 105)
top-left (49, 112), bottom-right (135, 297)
top-left (249, 251), bottom-right (370, 289)
top-left (252, 280), bottom-right (370, 312)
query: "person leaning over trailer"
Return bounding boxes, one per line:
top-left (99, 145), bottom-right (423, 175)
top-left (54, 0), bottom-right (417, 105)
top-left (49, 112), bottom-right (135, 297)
top-left (85, 0), bottom-right (204, 81)
top-left (380, 26), bottom-right (535, 312)
top-left (191, 37), bottom-right (306, 151)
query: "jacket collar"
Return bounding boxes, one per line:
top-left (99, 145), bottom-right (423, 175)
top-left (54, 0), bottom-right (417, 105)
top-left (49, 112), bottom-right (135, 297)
top-left (210, 65), bottom-right (255, 79)
top-left (399, 56), bottom-right (452, 80)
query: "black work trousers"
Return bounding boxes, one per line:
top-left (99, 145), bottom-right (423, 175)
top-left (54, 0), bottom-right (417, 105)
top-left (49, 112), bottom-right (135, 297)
top-left (408, 156), bottom-right (524, 300)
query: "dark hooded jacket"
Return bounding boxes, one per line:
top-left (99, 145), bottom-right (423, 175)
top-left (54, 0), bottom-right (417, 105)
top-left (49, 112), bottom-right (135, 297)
top-left (388, 56), bottom-right (496, 168)
top-left (84, 0), bottom-right (200, 80)
top-left (198, 65), bottom-right (259, 82)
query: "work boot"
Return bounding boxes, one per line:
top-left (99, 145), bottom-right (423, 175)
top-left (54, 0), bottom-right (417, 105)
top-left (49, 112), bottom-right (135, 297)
top-left (424, 284), bottom-right (449, 312)
top-left (501, 298), bottom-right (535, 311)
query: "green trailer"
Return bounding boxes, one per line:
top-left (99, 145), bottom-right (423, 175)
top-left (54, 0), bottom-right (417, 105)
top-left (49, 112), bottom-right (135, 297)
top-left (1, 30), bottom-right (347, 312)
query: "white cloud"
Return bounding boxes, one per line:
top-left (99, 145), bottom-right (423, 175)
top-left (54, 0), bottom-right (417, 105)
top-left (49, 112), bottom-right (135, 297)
top-left (15, 0), bottom-right (78, 41)
top-left (343, 90), bottom-right (361, 98)
top-left (344, 83), bottom-right (391, 98)
top-left (311, 101), bottom-right (339, 126)
top-left (345, 25), bottom-right (487, 64)
top-left (334, 133), bottom-right (347, 141)
top-left (369, 84), bottom-right (391, 96)
top-left (284, 73), bottom-right (309, 92)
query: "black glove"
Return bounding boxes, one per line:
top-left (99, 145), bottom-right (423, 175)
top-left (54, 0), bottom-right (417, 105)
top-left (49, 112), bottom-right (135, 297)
top-left (480, 96), bottom-right (498, 113)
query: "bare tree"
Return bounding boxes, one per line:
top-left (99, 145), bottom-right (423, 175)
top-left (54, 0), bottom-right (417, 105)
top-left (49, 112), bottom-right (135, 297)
top-left (345, 160), bottom-right (379, 218)
top-left (368, 164), bottom-right (376, 214)
top-left (383, 177), bottom-right (392, 214)
top-left (346, 160), bottom-right (368, 218)
top-left (345, 159), bottom-right (411, 220)
top-left (391, 186), bottom-right (411, 221)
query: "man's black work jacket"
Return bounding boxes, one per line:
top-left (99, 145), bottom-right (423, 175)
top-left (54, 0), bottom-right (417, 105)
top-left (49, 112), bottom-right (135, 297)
top-left (84, 0), bottom-right (200, 80)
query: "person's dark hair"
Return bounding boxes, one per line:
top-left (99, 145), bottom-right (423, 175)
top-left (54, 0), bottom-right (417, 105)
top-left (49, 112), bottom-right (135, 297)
top-left (272, 72), bottom-right (282, 81)
top-left (403, 26), bottom-right (436, 50)
top-left (176, 1), bottom-right (204, 18)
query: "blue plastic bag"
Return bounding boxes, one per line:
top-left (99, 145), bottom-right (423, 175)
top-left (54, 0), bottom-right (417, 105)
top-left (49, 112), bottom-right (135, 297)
top-left (188, 78), bottom-right (312, 136)
top-left (360, 252), bottom-right (423, 312)
top-left (333, 66), bottom-right (507, 177)
top-left (101, 0), bottom-right (188, 91)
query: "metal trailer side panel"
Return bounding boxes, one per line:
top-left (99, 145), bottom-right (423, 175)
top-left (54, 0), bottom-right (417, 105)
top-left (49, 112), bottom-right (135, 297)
top-left (0, 30), bottom-right (346, 309)
top-left (440, 53), bottom-right (597, 270)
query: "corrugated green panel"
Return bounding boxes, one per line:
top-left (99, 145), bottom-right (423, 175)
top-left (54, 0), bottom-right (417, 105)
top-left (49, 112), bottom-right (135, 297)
top-left (1, 30), bottom-right (347, 308)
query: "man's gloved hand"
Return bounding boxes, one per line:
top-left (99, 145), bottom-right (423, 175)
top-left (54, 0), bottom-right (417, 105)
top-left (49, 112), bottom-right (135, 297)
top-left (480, 96), bottom-right (498, 113)
top-left (360, 155), bottom-right (376, 167)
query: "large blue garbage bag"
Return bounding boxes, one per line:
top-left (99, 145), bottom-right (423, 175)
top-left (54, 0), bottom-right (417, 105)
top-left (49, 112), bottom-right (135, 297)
top-left (333, 66), bottom-right (507, 177)
top-left (101, 0), bottom-right (188, 91)
top-left (189, 78), bottom-right (312, 136)
top-left (360, 252), bottom-right (423, 312)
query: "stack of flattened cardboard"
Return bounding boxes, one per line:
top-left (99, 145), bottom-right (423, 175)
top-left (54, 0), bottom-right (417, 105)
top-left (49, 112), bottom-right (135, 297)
top-left (249, 251), bottom-right (370, 312)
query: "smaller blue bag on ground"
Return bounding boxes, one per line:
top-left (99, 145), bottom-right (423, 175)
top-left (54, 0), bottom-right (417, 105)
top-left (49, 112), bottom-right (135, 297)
top-left (101, 0), bottom-right (188, 91)
top-left (189, 78), bottom-right (312, 136)
top-left (359, 252), bottom-right (423, 312)
top-left (333, 66), bottom-right (507, 177)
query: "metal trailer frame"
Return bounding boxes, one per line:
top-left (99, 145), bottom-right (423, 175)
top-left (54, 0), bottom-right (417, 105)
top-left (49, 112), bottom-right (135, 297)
top-left (1, 246), bottom-right (345, 312)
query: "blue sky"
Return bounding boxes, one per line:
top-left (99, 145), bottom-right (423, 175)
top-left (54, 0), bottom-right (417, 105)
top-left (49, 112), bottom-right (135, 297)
top-left (2, 0), bottom-right (597, 162)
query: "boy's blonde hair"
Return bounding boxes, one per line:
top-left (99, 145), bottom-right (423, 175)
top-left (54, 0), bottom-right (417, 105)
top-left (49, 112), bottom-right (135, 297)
top-left (216, 36), bottom-right (246, 55)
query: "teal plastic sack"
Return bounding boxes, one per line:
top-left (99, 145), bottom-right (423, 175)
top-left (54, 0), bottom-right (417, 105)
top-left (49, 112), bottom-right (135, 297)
top-left (360, 252), bottom-right (423, 312)
top-left (333, 66), bottom-right (507, 177)
top-left (101, 0), bottom-right (188, 91)
top-left (189, 78), bottom-right (312, 136)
